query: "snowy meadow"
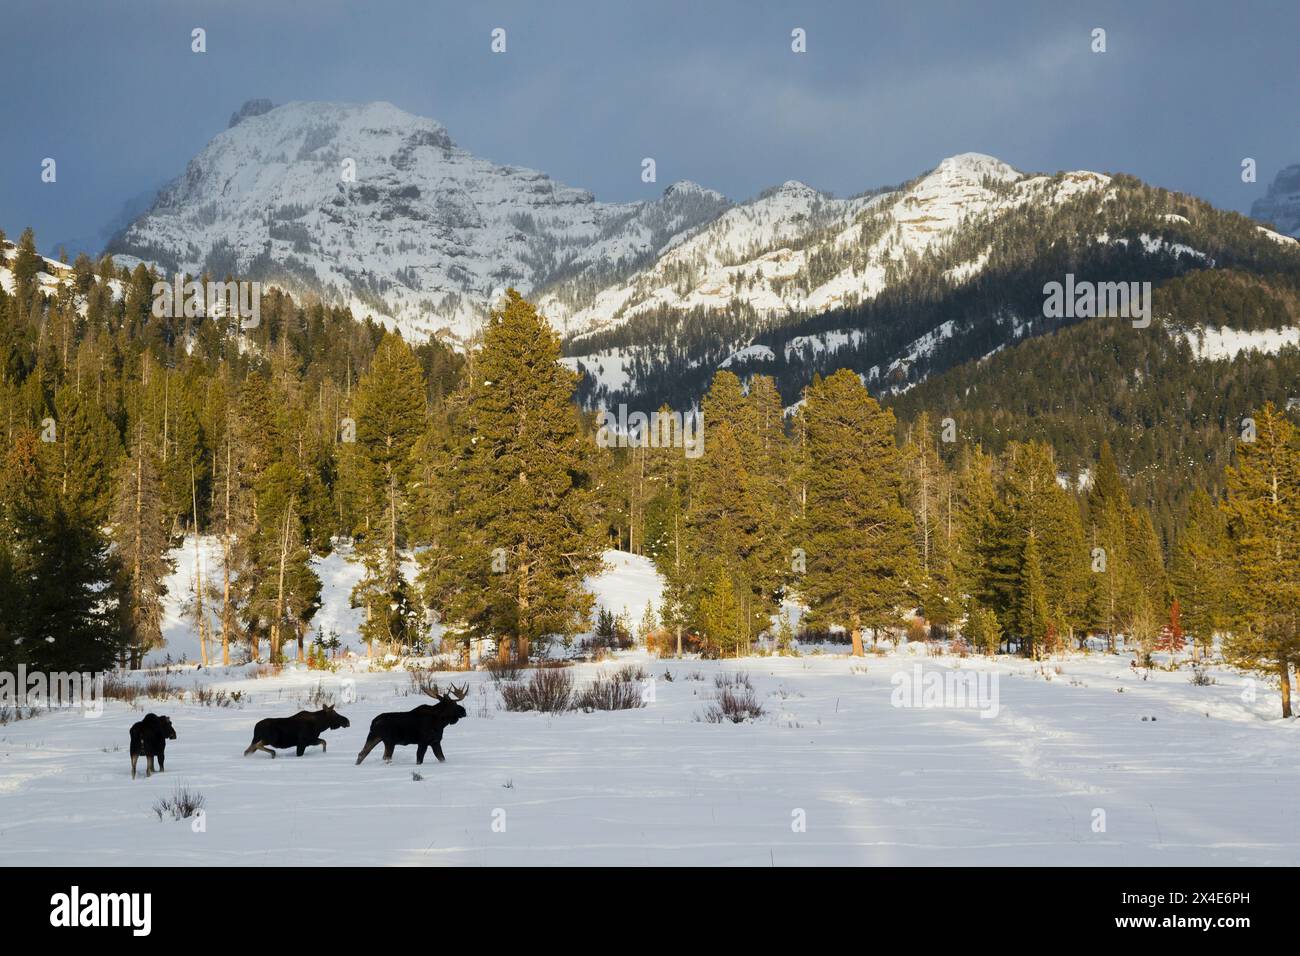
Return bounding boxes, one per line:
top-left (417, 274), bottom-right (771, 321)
top-left (1, 550), bottom-right (1295, 867)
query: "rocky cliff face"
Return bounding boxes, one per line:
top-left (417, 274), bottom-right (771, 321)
top-left (1251, 164), bottom-right (1300, 239)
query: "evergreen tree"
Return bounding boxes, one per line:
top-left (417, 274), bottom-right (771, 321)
top-left (1220, 403), bottom-right (1300, 717)
top-left (351, 331), bottom-right (427, 549)
top-left (420, 290), bottom-right (600, 662)
top-left (799, 369), bottom-right (917, 655)
top-left (351, 534), bottom-right (425, 656)
top-left (906, 412), bottom-right (961, 633)
top-left (698, 565), bottom-right (744, 657)
top-left (51, 382), bottom-right (121, 523)
top-left (1017, 530), bottom-right (1051, 658)
top-left (1170, 488), bottom-right (1230, 660)
top-left (965, 603), bottom-right (1002, 656)
top-left (3, 429), bottom-right (124, 671)
top-left (110, 429), bottom-right (173, 668)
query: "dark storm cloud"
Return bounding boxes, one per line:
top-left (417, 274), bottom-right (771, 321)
top-left (2, 0), bottom-right (1296, 256)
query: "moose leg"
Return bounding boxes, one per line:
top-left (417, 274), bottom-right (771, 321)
top-left (296, 744), bottom-right (307, 757)
top-left (146, 756), bottom-right (156, 777)
top-left (314, 738), bottom-right (327, 753)
top-left (432, 741), bottom-right (446, 763)
top-left (131, 754), bottom-right (139, 779)
top-left (355, 736), bottom-right (382, 765)
top-left (157, 751), bottom-right (165, 772)
top-left (416, 744), bottom-right (427, 764)
top-left (382, 743), bottom-right (395, 763)
top-left (243, 739), bottom-right (263, 756)
top-left (256, 744), bottom-right (277, 758)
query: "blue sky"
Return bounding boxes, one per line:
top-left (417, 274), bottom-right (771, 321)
top-left (3, 0), bottom-right (1297, 256)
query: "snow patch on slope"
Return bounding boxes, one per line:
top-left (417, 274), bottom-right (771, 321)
top-left (1172, 325), bottom-right (1300, 361)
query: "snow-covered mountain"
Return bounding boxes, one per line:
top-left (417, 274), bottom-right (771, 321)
top-left (1251, 163), bottom-right (1300, 239)
top-left (110, 100), bottom-right (1119, 352)
top-left (109, 100), bottom-right (728, 343)
top-left (544, 152), bottom-right (1108, 342)
top-left (106, 99), bottom-right (1297, 412)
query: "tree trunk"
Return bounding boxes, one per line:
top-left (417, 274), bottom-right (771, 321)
top-left (192, 467), bottom-right (207, 667)
top-left (675, 625), bottom-right (682, 658)
top-left (850, 628), bottom-right (865, 657)
top-left (271, 498), bottom-right (294, 663)
top-left (222, 436), bottom-right (231, 666)
top-left (518, 636), bottom-right (530, 663)
top-left (132, 448), bottom-right (143, 671)
top-left (1280, 660), bottom-right (1293, 718)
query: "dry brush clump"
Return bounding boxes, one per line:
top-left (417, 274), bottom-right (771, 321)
top-left (0, 704), bottom-right (36, 725)
top-left (713, 671), bottom-right (752, 690)
top-left (499, 664), bottom-right (649, 713)
top-left (482, 658), bottom-right (525, 682)
top-left (574, 665), bottom-right (647, 712)
top-left (407, 666), bottom-right (444, 696)
top-left (102, 674), bottom-right (183, 703)
top-left (499, 667), bottom-right (575, 713)
top-left (152, 785), bottom-right (205, 821)
top-left (699, 673), bottom-right (765, 724)
top-left (302, 681), bottom-right (336, 707)
top-left (190, 684), bottom-right (241, 707)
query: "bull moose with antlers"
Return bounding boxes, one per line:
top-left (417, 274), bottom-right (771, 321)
top-left (356, 683), bottom-right (469, 766)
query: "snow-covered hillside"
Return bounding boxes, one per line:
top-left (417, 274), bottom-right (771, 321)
top-left (556, 156), bottom-right (1118, 401)
top-left (0, 237), bottom-right (125, 310)
top-left (109, 101), bottom-right (727, 344)
top-left (546, 154), bottom-right (1109, 339)
top-left (1170, 324), bottom-right (1300, 361)
top-left (149, 538), bottom-right (664, 665)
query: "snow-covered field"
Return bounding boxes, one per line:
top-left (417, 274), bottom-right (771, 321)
top-left (2, 549), bottom-right (1297, 866)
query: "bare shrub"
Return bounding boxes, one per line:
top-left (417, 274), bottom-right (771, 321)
top-left (0, 705), bottom-right (35, 725)
top-left (407, 666), bottom-right (442, 696)
top-left (714, 671), bottom-right (752, 690)
top-left (303, 681), bottom-right (335, 707)
top-left (102, 674), bottom-right (181, 703)
top-left (699, 686), bottom-right (765, 724)
top-left (190, 684), bottom-right (237, 707)
top-left (499, 668), bottom-right (574, 714)
top-left (483, 658), bottom-right (524, 682)
top-left (153, 785), bottom-right (205, 821)
top-left (575, 668), bottom-right (646, 711)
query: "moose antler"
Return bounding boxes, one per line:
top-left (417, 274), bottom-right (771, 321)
top-left (421, 681), bottom-right (469, 702)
